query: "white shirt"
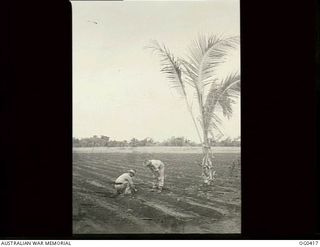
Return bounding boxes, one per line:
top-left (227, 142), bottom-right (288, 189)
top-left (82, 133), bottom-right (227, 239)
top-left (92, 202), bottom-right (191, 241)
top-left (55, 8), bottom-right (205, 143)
top-left (147, 160), bottom-right (165, 175)
top-left (115, 173), bottom-right (134, 187)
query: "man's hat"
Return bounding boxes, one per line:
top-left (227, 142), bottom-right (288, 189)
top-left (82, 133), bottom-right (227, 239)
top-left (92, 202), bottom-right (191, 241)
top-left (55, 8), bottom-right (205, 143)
top-left (128, 169), bottom-right (136, 175)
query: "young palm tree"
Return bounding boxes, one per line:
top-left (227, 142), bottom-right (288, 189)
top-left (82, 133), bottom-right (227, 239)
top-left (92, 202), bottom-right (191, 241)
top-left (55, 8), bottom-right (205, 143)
top-left (148, 35), bottom-right (240, 185)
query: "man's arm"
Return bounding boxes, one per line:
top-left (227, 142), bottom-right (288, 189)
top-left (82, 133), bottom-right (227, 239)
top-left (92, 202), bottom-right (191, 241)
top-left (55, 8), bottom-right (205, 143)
top-left (127, 176), bottom-right (136, 190)
top-left (152, 167), bottom-right (160, 177)
top-left (148, 163), bottom-right (159, 175)
top-left (153, 162), bottom-right (161, 173)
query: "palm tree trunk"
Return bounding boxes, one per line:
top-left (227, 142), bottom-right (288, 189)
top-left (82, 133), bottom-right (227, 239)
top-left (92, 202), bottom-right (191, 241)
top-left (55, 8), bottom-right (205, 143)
top-left (200, 110), bottom-right (215, 185)
top-left (201, 131), bottom-right (215, 185)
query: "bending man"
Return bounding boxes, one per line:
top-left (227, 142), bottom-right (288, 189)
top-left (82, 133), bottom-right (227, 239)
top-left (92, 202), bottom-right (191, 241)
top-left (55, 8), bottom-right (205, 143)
top-left (143, 160), bottom-right (165, 192)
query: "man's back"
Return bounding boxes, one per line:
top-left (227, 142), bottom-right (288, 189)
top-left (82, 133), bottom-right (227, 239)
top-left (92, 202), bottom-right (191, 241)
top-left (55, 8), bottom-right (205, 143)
top-left (115, 173), bottom-right (132, 184)
top-left (146, 160), bottom-right (165, 191)
top-left (149, 160), bottom-right (164, 170)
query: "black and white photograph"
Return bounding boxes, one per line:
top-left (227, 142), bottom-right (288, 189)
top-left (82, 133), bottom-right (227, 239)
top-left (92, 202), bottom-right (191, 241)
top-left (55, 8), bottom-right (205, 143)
top-left (72, 0), bottom-right (241, 234)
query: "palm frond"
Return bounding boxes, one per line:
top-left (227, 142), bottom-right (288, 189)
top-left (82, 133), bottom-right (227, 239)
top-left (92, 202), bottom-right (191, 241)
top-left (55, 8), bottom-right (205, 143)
top-left (207, 113), bottom-right (224, 139)
top-left (147, 40), bottom-right (204, 143)
top-left (182, 34), bottom-right (240, 95)
top-left (205, 72), bottom-right (240, 109)
top-left (146, 40), bottom-right (187, 97)
top-left (216, 95), bottom-right (234, 119)
top-left (203, 71), bottom-right (240, 129)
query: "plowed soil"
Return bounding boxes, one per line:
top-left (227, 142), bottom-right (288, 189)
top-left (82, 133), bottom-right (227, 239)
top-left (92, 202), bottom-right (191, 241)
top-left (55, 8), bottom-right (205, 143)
top-left (73, 151), bottom-right (240, 234)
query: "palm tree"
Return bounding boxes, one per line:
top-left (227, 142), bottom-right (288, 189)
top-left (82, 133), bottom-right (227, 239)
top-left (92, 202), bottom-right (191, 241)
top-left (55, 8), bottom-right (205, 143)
top-left (148, 35), bottom-right (240, 185)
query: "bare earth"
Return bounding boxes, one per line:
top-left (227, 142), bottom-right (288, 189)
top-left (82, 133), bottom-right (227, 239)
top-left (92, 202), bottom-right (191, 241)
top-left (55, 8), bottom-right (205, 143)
top-left (73, 148), bottom-right (241, 234)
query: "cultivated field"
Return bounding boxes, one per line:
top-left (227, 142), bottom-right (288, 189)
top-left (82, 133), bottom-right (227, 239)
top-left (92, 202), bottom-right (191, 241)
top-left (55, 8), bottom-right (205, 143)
top-left (73, 148), bottom-right (241, 234)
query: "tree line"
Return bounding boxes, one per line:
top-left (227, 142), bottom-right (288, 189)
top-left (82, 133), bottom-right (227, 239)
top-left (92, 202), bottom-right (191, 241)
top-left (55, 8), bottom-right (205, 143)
top-left (72, 135), bottom-right (240, 147)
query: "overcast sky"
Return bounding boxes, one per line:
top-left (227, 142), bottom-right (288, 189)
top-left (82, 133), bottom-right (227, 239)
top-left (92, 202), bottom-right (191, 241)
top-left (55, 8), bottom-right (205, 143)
top-left (72, 0), bottom-right (240, 142)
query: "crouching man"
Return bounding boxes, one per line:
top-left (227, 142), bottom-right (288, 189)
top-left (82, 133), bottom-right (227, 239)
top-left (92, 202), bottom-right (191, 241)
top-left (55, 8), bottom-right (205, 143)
top-left (143, 160), bottom-right (165, 192)
top-left (114, 169), bottom-right (137, 195)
